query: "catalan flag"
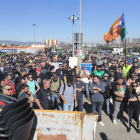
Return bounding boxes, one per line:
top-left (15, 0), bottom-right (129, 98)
top-left (104, 14), bottom-right (125, 43)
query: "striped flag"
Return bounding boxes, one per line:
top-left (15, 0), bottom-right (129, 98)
top-left (104, 14), bottom-right (123, 43)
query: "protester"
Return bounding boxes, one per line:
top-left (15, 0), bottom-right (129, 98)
top-left (36, 79), bottom-right (53, 110)
top-left (50, 73), bottom-right (63, 110)
top-left (59, 76), bottom-right (77, 111)
top-left (102, 73), bottom-right (111, 116)
top-left (74, 74), bottom-right (85, 111)
top-left (112, 76), bottom-right (127, 124)
top-left (33, 67), bottom-right (47, 88)
top-left (0, 84), bottom-right (12, 106)
top-left (4, 71), bottom-right (16, 96)
top-left (80, 65), bottom-right (90, 101)
top-left (127, 82), bottom-right (140, 133)
top-left (18, 84), bottom-right (34, 107)
top-left (27, 73), bottom-right (40, 108)
top-left (90, 75), bottom-right (105, 126)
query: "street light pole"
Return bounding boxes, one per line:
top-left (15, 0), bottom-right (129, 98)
top-left (69, 15), bottom-right (79, 57)
top-left (77, 0), bottom-right (83, 65)
top-left (33, 23), bottom-right (36, 54)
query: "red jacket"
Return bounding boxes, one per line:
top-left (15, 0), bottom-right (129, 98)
top-left (4, 78), bottom-right (16, 96)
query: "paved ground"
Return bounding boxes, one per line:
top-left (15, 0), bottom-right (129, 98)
top-left (83, 96), bottom-right (140, 140)
top-left (82, 54), bottom-right (140, 140)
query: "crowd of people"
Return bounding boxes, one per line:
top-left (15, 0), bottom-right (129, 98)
top-left (0, 52), bottom-right (140, 133)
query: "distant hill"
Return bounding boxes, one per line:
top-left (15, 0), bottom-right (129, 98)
top-left (0, 40), bottom-right (43, 45)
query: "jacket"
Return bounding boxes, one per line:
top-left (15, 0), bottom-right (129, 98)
top-left (101, 79), bottom-right (111, 98)
top-left (40, 87), bottom-right (53, 110)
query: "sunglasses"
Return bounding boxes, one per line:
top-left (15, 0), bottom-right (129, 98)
top-left (28, 77), bottom-right (32, 78)
top-left (5, 88), bottom-right (12, 91)
top-left (133, 85), bottom-right (137, 87)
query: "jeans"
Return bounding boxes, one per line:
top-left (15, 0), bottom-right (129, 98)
top-left (52, 94), bottom-right (62, 110)
top-left (91, 101), bottom-right (103, 122)
top-left (113, 101), bottom-right (127, 120)
top-left (105, 98), bottom-right (110, 114)
top-left (76, 97), bottom-right (83, 111)
top-left (63, 102), bottom-right (74, 111)
top-left (85, 83), bottom-right (90, 98)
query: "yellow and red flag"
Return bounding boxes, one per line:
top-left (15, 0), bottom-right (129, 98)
top-left (104, 14), bottom-right (123, 43)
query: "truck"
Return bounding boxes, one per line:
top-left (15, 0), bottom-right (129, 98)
top-left (112, 47), bottom-right (123, 55)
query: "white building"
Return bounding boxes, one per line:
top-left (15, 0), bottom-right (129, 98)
top-left (31, 44), bottom-right (45, 48)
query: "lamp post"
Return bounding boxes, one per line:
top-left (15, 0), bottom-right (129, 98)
top-left (77, 0), bottom-right (83, 64)
top-left (69, 15), bottom-right (79, 57)
top-left (33, 23), bottom-right (36, 54)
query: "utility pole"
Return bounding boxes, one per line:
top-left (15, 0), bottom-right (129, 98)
top-left (69, 15), bottom-right (79, 57)
top-left (33, 24), bottom-right (36, 54)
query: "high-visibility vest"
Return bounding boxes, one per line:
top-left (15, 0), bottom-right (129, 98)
top-left (123, 66), bottom-right (132, 80)
top-left (109, 63), bottom-right (112, 67)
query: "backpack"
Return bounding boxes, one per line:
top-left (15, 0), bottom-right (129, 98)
top-left (62, 83), bottom-right (75, 95)
top-left (50, 78), bottom-right (61, 87)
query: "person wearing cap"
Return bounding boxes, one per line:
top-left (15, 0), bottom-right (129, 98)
top-left (73, 74), bottom-right (85, 111)
top-left (109, 60), bottom-right (117, 71)
top-left (4, 71), bottom-right (16, 96)
top-left (128, 60), bottom-right (132, 67)
top-left (3, 62), bottom-right (12, 74)
top-left (102, 73), bottom-right (111, 116)
top-left (33, 67), bottom-right (47, 88)
top-left (93, 61), bottom-right (105, 78)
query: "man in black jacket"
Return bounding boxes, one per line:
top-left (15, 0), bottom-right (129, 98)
top-left (73, 74), bottom-right (85, 111)
top-left (36, 79), bottom-right (53, 110)
top-left (102, 73), bottom-right (111, 116)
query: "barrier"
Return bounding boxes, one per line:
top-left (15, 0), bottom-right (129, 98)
top-left (33, 110), bottom-right (98, 140)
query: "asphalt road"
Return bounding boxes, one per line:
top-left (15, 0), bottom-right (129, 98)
top-left (82, 54), bottom-right (140, 140)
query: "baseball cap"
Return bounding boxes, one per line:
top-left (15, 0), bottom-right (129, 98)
top-left (76, 74), bottom-right (80, 78)
top-left (36, 67), bottom-right (41, 71)
top-left (7, 71), bottom-right (13, 76)
top-left (97, 61), bottom-right (103, 66)
top-left (104, 73), bottom-right (109, 77)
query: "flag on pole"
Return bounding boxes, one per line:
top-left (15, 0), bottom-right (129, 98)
top-left (104, 14), bottom-right (126, 43)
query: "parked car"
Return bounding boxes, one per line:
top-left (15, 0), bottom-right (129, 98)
top-left (135, 55), bottom-right (140, 60)
top-left (104, 51), bottom-right (112, 55)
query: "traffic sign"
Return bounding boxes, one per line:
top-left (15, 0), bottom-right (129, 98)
top-left (130, 49), bottom-right (133, 52)
top-left (80, 63), bottom-right (91, 74)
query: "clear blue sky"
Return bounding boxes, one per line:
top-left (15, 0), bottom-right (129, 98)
top-left (0, 0), bottom-right (139, 44)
